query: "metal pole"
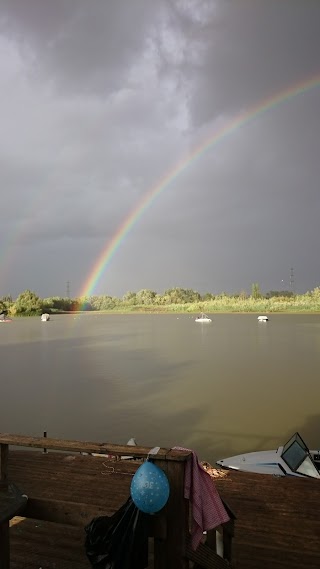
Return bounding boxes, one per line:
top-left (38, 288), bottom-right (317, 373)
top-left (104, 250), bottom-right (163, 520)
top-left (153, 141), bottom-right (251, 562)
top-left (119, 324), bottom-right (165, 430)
top-left (43, 431), bottom-right (47, 454)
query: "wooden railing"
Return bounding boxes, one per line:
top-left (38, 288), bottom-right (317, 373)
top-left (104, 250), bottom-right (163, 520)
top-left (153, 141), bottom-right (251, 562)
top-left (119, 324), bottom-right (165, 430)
top-left (0, 434), bottom-right (234, 569)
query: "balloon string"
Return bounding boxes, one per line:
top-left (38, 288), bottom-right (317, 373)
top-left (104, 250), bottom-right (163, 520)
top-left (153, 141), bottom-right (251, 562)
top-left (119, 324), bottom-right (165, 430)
top-left (101, 463), bottom-right (134, 476)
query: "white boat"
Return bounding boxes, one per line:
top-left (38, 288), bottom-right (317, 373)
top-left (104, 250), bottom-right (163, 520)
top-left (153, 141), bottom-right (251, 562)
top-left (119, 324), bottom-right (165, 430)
top-left (257, 315), bottom-right (268, 321)
top-left (217, 432), bottom-right (320, 479)
top-left (41, 313), bottom-right (50, 321)
top-left (195, 312), bottom-right (212, 323)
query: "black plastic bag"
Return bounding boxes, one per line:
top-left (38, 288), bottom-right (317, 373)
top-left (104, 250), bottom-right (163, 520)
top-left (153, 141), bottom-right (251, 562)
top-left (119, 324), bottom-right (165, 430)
top-left (84, 497), bottom-right (149, 569)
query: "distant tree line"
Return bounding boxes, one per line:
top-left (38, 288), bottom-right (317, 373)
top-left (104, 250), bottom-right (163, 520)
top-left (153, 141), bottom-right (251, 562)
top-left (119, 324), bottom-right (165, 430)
top-left (1, 285), bottom-right (319, 315)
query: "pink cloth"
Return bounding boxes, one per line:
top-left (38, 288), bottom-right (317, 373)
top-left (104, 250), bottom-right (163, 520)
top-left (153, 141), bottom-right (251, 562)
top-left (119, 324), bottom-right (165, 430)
top-left (173, 447), bottom-right (230, 550)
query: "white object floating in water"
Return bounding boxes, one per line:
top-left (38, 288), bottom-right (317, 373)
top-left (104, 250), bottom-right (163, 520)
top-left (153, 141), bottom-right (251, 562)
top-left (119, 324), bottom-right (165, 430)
top-left (195, 312), bottom-right (212, 323)
top-left (41, 313), bottom-right (50, 321)
top-left (257, 315), bottom-right (268, 321)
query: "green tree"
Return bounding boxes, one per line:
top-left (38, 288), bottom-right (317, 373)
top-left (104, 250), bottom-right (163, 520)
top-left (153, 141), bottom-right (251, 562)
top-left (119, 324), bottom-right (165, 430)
top-left (162, 287), bottom-right (201, 304)
top-left (135, 289), bottom-right (156, 305)
top-left (311, 286), bottom-right (320, 298)
top-left (1, 295), bottom-right (12, 303)
top-left (251, 283), bottom-right (262, 299)
top-left (265, 290), bottom-right (293, 299)
top-left (122, 291), bottom-right (137, 305)
top-left (43, 296), bottom-right (73, 311)
top-left (162, 288), bottom-right (181, 304)
top-left (12, 290), bottom-right (43, 315)
top-left (202, 292), bottom-right (215, 301)
top-left (95, 296), bottom-right (119, 310)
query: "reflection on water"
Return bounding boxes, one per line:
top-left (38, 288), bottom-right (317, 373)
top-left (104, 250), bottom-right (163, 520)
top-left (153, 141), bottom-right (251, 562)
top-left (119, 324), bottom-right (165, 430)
top-left (0, 313), bottom-right (319, 463)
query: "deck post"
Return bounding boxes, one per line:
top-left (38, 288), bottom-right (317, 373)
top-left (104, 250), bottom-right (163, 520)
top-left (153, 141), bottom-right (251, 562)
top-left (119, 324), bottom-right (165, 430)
top-left (222, 518), bottom-right (234, 563)
top-left (0, 444), bottom-right (8, 488)
top-left (0, 444), bottom-right (10, 569)
top-left (154, 456), bottom-right (189, 569)
top-left (0, 523), bottom-right (10, 569)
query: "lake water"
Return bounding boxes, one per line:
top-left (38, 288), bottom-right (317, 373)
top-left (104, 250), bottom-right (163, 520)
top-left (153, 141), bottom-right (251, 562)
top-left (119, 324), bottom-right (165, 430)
top-left (0, 313), bottom-right (319, 463)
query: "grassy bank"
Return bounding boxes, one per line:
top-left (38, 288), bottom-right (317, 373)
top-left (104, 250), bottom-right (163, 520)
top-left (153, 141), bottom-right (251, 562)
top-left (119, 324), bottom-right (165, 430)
top-left (83, 296), bottom-right (320, 314)
top-left (3, 287), bottom-right (320, 316)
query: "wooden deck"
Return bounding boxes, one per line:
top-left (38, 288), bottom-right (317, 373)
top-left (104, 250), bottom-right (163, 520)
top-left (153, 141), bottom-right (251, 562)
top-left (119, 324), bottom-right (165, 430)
top-left (5, 449), bottom-right (320, 569)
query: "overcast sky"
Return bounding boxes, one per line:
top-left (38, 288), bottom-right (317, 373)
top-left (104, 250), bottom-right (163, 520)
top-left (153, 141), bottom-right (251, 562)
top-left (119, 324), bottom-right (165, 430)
top-left (1, 0), bottom-right (320, 299)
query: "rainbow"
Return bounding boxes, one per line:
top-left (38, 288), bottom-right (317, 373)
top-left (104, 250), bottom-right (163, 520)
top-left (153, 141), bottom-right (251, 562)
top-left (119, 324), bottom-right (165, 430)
top-left (79, 73), bottom-right (320, 301)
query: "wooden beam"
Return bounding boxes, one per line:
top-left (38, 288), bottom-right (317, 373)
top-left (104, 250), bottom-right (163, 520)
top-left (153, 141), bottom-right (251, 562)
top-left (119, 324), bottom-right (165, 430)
top-left (0, 434), bottom-right (191, 461)
top-left (25, 497), bottom-right (113, 527)
top-left (24, 497), bottom-right (166, 538)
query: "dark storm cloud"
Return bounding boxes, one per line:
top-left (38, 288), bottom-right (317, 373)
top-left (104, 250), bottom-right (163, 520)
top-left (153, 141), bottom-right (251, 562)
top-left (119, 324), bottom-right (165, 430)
top-left (0, 0), bottom-right (157, 94)
top-left (0, 0), bottom-right (320, 297)
top-left (184, 0), bottom-right (320, 124)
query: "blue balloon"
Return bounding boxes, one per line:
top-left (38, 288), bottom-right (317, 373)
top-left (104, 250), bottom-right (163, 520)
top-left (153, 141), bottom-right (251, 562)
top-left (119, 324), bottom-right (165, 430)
top-left (130, 461), bottom-right (170, 514)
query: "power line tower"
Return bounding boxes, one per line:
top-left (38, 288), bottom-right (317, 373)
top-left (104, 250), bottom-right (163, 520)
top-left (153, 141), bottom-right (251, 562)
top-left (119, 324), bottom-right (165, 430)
top-left (290, 268), bottom-right (294, 293)
top-left (66, 281), bottom-right (70, 299)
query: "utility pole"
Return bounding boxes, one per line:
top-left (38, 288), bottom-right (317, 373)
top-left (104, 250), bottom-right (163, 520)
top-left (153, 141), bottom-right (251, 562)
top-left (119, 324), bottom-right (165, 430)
top-left (290, 268), bottom-right (294, 294)
top-left (66, 281), bottom-right (70, 299)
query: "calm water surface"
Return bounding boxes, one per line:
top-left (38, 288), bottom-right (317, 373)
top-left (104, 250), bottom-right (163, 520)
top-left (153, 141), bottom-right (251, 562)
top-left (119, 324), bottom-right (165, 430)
top-left (1, 313), bottom-right (319, 463)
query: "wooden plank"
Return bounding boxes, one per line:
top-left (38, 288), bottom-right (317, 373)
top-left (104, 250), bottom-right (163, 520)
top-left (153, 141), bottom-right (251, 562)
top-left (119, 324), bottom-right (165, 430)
top-left (25, 497), bottom-right (167, 539)
top-left (186, 539), bottom-right (231, 569)
top-left (0, 521), bottom-right (10, 569)
top-left (9, 518), bottom-right (91, 569)
top-left (0, 434), bottom-right (191, 461)
top-left (24, 497), bottom-right (111, 527)
top-left (0, 445), bottom-right (8, 489)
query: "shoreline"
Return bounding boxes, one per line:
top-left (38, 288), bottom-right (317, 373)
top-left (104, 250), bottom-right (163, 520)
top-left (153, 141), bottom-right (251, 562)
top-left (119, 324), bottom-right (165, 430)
top-left (65, 309), bottom-right (320, 315)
